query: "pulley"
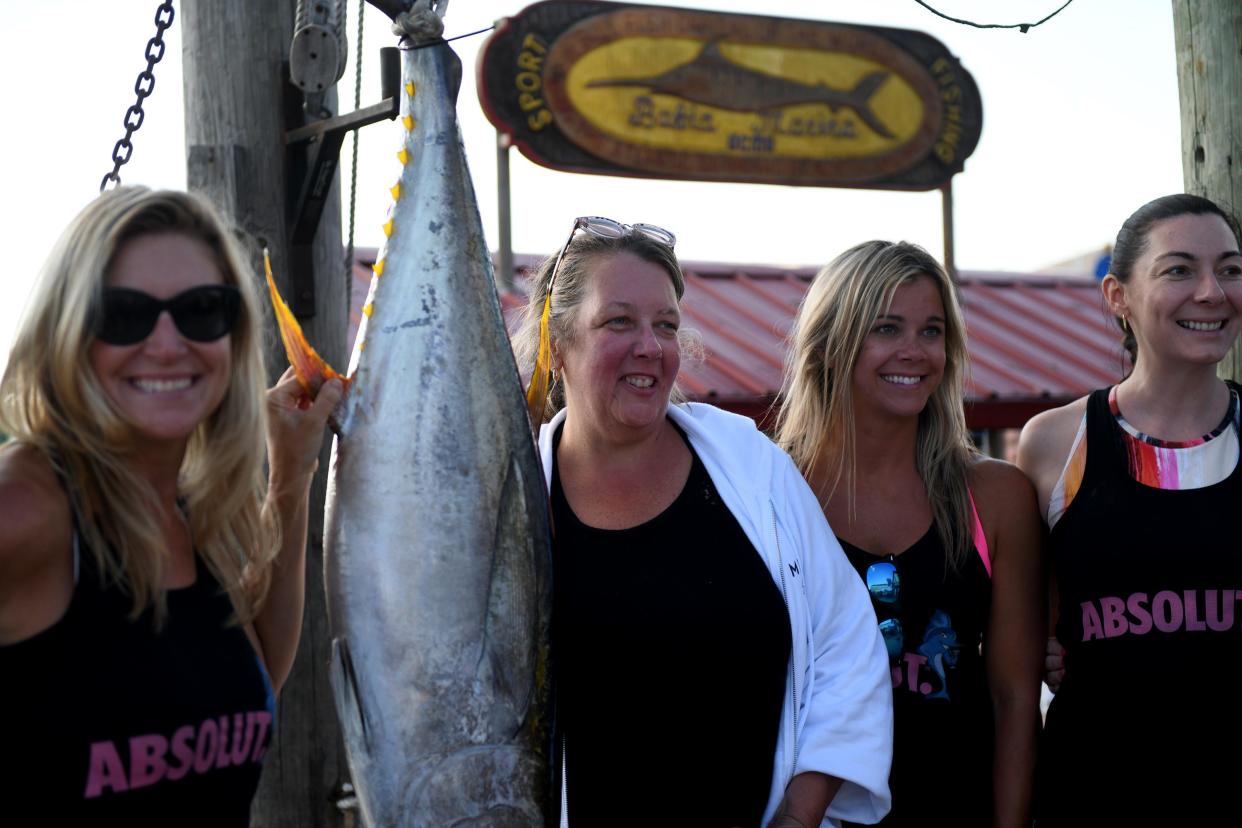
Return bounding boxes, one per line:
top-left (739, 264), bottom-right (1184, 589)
top-left (290, 0), bottom-right (349, 117)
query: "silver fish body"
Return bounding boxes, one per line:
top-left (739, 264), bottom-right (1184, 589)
top-left (323, 35), bottom-right (553, 828)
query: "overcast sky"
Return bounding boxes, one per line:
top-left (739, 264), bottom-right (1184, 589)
top-left (0, 0), bottom-right (1182, 368)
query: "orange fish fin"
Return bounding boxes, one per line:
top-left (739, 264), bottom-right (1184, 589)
top-left (263, 249), bottom-right (350, 396)
top-left (524, 293), bottom-right (553, 426)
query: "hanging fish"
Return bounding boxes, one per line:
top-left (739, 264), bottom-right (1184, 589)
top-left (268, 0), bottom-right (554, 823)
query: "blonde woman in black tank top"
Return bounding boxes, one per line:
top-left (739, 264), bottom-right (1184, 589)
top-left (0, 188), bottom-right (340, 823)
top-left (1018, 194), bottom-right (1242, 825)
top-left (778, 240), bottom-right (1044, 827)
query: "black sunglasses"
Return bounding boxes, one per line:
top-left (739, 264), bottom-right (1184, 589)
top-left (95, 285), bottom-right (242, 346)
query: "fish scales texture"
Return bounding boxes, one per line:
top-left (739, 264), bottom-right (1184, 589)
top-left (324, 39), bottom-right (553, 828)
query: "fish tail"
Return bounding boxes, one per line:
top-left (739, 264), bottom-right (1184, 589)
top-left (264, 249), bottom-right (350, 396)
top-left (523, 293), bottom-right (553, 427)
top-left (847, 72), bottom-right (896, 139)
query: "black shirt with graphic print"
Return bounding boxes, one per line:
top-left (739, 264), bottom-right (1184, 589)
top-left (841, 525), bottom-right (993, 828)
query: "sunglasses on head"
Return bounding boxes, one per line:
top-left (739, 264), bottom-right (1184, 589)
top-left (545, 216), bottom-right (676, 297)
top-left (95, 285), bottom-right (242, 346)
top-left (866, 559), bottom-right (904, 661)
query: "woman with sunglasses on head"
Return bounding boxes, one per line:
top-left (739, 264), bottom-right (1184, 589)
top-left (776, 241), bottom-right (1044, 828)
top-left (0, 187), bottom-right (341, 823)
top-left (513, 217), bottom-right (893, 828)
top-left (1017, 195), bottom-right (1242, 826)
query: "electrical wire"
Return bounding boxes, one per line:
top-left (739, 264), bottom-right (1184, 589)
top-left (912, 0), bottom-right (1075, 33)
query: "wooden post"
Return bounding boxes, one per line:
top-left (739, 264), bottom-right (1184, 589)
top-left (182, 2), bottom-right (349, 826)
top-left (1173, 0), bottom-right (1242, 382)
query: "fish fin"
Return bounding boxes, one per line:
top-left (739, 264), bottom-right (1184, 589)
top-left (263, 249), bottom-right (351, 397)
top-left (499, 453), bottom-right (553, 747)
top-left (330, 636), bottom-right (371, 752)
top-left (846, 72), bottom-right (896, 139)
top-left (586, 37), bottom-right (732, 91)
top-left (523, 293), bottom-right (553, 427)
top-left (480, 456), bottom-right (541, 725)
top-left (698, 39), bottom-right (723, 58)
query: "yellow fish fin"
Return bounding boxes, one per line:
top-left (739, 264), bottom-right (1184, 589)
top-left (524, 292), bottom-right (553, 426)
top-left (264, 249), bottom-right (351, 395)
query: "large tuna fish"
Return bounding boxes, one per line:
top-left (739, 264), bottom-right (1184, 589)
top-left (267, 2), bottom-right (554, 824)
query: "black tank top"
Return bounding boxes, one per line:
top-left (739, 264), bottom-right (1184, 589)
top-left (551, 423), bottom-right (791, 827)
top-left (1039, 384), bottom-right (1242, 826)
top-left (0, 538), bottom-right (275, 825)
top-left (841, 526), bottom-right (993, 828)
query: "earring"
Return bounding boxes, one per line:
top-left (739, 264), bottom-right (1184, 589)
top-left (1119, 316), bottom-right (1130, 333)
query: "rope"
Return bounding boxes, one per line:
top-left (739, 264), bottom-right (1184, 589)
top-left (344, 0), bottom-right (364, 301)
top-left (392, 0), bottom-right (445, 44)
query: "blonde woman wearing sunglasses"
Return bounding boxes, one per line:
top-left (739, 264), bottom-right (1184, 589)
top-left (0, 187), bottom-right (340, 823)
top-left (776, 241), bottom-right (1043, 827)
top-left (513, 217), bottom-right (893, 828)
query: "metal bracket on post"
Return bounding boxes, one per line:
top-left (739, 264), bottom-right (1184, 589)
top-left (284, 45), bottom-right (401, 318)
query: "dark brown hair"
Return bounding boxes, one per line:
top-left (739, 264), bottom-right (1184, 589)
top-left (1110, 194), bottom-right (1242, 368)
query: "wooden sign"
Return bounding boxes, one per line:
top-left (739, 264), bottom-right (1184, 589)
top-left (478, 1), bottom-right (982, 190)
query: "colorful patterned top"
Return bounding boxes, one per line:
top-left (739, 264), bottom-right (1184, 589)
top-left (1047, 385), bottom-right (1240, 527)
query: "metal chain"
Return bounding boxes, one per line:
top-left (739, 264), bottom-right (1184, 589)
top-left (100, 1), bottom-right (176, 192)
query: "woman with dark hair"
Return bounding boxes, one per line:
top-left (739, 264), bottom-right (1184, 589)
top-left (777, 240), bottom-right (1044, 827)
top-left (1018, 194), bottom-right (1242, 824)
top-left (0, 187), bottom-right (340, 823)
top-left (513, 217), bottom-right (893, 827)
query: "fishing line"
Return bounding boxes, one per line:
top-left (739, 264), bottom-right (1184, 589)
top-left (912, 0), bottom-right (1075, 32)
top-left (399, 24), bottom-right (495, 50)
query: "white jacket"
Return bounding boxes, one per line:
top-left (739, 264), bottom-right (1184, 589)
top-left (539, 403), bottom-right (893, 827)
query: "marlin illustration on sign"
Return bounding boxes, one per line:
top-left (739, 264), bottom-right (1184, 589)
top-left (586, 40), bottom-right (896, 139)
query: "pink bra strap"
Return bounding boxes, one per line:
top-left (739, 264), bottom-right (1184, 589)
top-left (968, 488), bottom-right (992, 578)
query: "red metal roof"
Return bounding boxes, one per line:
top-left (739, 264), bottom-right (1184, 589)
top-left (349, 249), bottom-right (1128, 429)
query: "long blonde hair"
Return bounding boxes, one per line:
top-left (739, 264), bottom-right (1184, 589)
top-left (0, 187), bottom-right (275, 622)
top-left (776, 240), bottom-right (978, 569)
